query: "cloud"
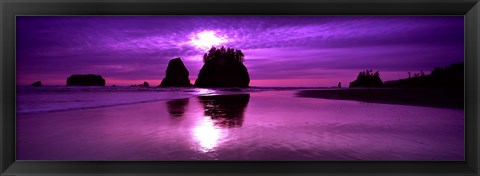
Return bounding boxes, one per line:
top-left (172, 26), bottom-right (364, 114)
top-left (16, 16), bottom-right (464, 86)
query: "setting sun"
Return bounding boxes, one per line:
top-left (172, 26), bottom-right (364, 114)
top-left (190, 31), bottom-right (227, 50)
top-left (15, 16), bottom-right (465, 162)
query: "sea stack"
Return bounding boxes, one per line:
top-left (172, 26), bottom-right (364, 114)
top-left (195, 46), bottom-right (250, 87)
top-left (159, 58), bottom-right (192, 87)
top-left (31, 81), bottom-right (42, 87)
top-left (143, 81), bottom-right (150, 87)
top-left (66, 74), bottom-right (106, 86)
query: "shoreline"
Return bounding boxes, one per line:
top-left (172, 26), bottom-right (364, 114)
top-left (296, 88), bottom-right (464, 109)
top-left (16, 86), bottom-right (318, 115)
top-left (17, 87), bottom-right (465, 115)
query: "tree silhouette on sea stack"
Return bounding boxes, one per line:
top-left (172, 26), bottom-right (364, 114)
top-left (195, 46), bottom-right (250, 87)
top-left (202, 46), bottom-right (245, 63)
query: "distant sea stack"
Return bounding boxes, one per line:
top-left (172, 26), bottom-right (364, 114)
top-left (350, 70), bottom-right (383, 88)
top-left (31, 81), bottom-right (42, 87)
top-left (195, 46), bottom-right (250, 87)
top-left (143, 81), bottom-right (150, 87)
top-left (159, 58), bottom-right (192, 87)
top-left (66, 74), bottom-right (105, 86)
top-left (131, 81), bottom-right (150, 87)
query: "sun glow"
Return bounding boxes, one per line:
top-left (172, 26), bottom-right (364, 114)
top-left (190, 31), bottom-right (227, 50)
top-left (192, 117), bottom-right (222, 152)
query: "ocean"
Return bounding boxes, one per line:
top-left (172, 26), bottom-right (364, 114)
top-left (16, 86), bottom-right (464, 160)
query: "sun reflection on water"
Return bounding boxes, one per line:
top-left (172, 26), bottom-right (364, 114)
top-left (195, 88), bottom-right (217, 96)
top-left (191, 94), bottom-right (250, 153)
top-left (192, 116), bottom-right (222, 152)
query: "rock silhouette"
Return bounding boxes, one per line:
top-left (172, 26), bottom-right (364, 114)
top-left (159, 58), bottom-right (192, 87)
top-left (66, 74), bottom-right (105, 86)
top-left (350, 70), bottom-right (383, 88)
top-left (143, 81), bottom-right (150, 87)
top-left (129, 82), bottom-right (150, 87)
top-left (31, 81), bottom-right (42, 87)
top-left (195, 46), bottom-right (250, 87)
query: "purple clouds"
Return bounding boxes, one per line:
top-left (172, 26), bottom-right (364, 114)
top-left (16, 16), bottom-right (464, 87)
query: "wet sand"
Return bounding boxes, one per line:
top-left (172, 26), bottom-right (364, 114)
top-left (297, 88), bottom-right (464, 109)
top-left (17, 91), bottom-right (464, 160)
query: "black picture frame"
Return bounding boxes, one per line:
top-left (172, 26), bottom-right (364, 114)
top-left (1, 0), bottom-right (479, 175)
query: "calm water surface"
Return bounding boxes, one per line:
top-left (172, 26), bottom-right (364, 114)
top-left (17, 90), bottom-right (464, 160)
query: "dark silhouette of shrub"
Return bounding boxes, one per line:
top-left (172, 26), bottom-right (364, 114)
top-left (349, 70), bottom-right (383, 88)
top-left (384, 62), bottom-right (463, 90)
top-left (203, 46), bottom-right (245, 63)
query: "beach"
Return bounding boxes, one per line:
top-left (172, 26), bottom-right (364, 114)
top-left (297, 88), bottom-right (464, 109)
top-left (16, 88), bottom-right (464, 160)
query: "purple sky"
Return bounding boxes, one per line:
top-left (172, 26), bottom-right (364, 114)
top-left (16, 16), bottom-right (464, 87)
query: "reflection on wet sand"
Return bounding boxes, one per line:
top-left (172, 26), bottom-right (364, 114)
top-left (166, 98), bottom-right (190, 118)
top-left (16, 91), bottom-right (464, 160)
top-left (198, 94), bottom-right (250, 128)
top-left (192, 118), bottom-right (222, 152)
